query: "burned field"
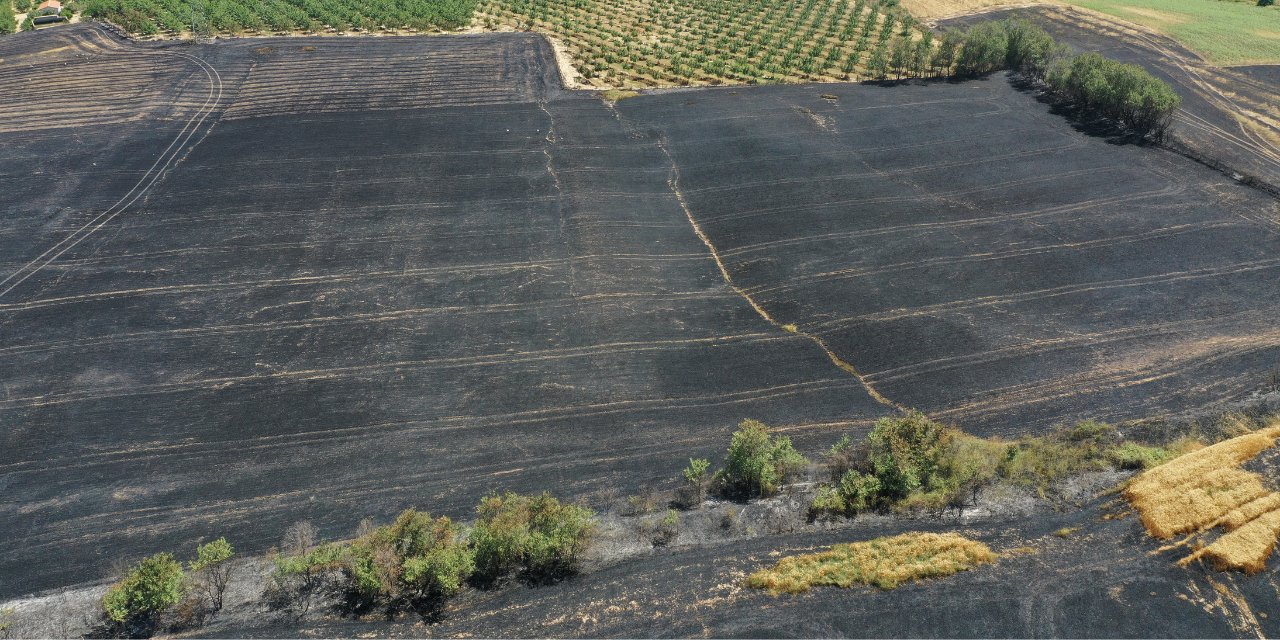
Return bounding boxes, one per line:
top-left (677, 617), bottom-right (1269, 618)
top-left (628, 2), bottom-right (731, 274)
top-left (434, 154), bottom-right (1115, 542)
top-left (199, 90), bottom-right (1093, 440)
top-left (2, 22), bottom-right (1280, 612)
top-left (198, 498), bottom-right (1280, 638)
top-left (617, 82), bottom-right (1280, 435)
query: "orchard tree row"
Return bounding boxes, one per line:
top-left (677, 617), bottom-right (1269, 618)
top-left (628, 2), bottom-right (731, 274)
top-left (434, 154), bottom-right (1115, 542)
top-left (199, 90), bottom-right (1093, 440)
top-left (479, 0), bottom-right (928, 87)
top-left (82, 0), bottom-right (476, 36)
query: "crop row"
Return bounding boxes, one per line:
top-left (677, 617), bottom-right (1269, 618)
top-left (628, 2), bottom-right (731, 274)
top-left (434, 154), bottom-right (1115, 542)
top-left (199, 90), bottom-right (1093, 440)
top-left (80, 0), bottom-right (476, 36)
top-left (478, 0), bottom-right (927, 87)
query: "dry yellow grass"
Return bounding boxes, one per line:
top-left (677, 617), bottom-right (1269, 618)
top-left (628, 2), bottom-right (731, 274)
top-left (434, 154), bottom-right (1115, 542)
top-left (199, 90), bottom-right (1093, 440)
top-left (1125, 424), bottom-right (1280, 573)
top-left (1189, 509), bottom-right (1280, 574)
top-left (745, 532), bottom-right (997, 594)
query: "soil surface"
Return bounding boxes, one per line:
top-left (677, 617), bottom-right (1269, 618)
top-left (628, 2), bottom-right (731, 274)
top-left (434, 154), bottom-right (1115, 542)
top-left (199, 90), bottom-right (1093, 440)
top-left (2, 25), bottom-right (1280, 630)
top-left (939, 5), bottom-right (1280, 189)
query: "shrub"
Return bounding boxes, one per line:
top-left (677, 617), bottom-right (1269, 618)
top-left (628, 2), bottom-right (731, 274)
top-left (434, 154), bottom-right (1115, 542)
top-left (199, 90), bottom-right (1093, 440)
top-left (826, 433), bottom-right (873, 480)
top-left (809, 485), bottom-right (847, 517)
top-left (955, 21), bottom-right (1007, 76)
top-left (188, 538), bottom-right (235, 613)
top-left (679, 457), bottom-right (711, 507)
top-left (470, 492), bottom-right (595, 585)
top-left (935, 434), bottom-right (1004, 505)
top-left (652, 509), bottom-right (680, 547)
top-left (714, 419), bottom-right (810, 498)
top-left (839, 470), bottom-right (882, 510)
top-left (1107, 442), bottom-right (1173, 470)
top-left (265, 543), bottom-right (345, 621)
top-left (867, 411), bottom-right (948, 500)
top-left (102, 553), bottom-right (186, 634)
top-left (623, 491), bottom-right (658, 516)
top-left (341, 509), bottom-right (473, 615)
top-left (1259, 0), bottom-right (1274, 7)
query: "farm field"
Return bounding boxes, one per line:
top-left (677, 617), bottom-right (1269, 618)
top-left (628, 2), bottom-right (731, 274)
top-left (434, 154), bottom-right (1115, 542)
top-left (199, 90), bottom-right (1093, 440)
top-left (902, 0), bottom-right (1278, 66)
top-left (0, 26), bottom-right (887, 598)
top-left (2, 23), bottom-right (1280, 634)
top-left (1063, 0), bottom-right (1279, 66)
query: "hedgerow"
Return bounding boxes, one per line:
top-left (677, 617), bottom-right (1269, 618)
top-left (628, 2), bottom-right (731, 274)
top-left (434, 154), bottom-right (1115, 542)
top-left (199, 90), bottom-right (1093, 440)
top-left (947, 19), bottom-right (1180, 140)
top-left (809, 413), bottom-right (1204, 518)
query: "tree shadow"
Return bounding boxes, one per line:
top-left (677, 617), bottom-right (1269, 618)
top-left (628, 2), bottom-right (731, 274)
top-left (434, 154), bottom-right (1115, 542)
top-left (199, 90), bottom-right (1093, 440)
top-left (1004, 74), bottom-right (1151, 146)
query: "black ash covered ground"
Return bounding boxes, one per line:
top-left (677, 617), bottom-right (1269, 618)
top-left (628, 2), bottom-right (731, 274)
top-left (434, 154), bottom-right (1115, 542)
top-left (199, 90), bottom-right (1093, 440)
top-left (1, 24), bottom-right (1278, 610)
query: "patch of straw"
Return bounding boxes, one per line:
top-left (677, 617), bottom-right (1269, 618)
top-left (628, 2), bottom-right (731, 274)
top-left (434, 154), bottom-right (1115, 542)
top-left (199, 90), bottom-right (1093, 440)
top-left (745, 532), bottom-right (997, 594)
top-left (1126, 425), bottom-right (1280, 573)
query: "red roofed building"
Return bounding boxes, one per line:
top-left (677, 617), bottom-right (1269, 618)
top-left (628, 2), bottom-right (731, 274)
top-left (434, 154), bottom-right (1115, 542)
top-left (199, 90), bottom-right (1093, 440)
top-left (36, 0), bottom-right (62, 13)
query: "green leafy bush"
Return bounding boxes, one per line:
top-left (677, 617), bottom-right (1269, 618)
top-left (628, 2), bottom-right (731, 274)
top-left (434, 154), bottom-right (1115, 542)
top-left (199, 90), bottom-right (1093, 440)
top-left (342, 509), bottom-right (474, 614)
top-left (1107, 442), bottom-right (1174, 470)
top-left (0, 1), bottom-right (15, 34)
top-left (955, 21), bottom-right (1008, 76)
top-left (867, 412), bottom-right (948, 500)
top-left (189, 538), bottom-right (235, 612)
top-left (838, 470), bottom-right (883, 511)
top-left (714, 419), bottom-right (809, 498)
top-left (470, 492), bottom-right (595, 585)
top-left (679, 457), bottom-right (711, 507)
top-left (652, 509), bottom-right (680, 547)
top-left (265, 543), bottom-right (345, 621)
top-left (102, 553), bottom-right (186, 633)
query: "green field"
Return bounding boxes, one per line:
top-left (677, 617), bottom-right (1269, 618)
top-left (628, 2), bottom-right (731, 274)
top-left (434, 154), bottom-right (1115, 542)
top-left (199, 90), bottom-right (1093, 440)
top-left (1067, 0), bottom-right (1280, 65)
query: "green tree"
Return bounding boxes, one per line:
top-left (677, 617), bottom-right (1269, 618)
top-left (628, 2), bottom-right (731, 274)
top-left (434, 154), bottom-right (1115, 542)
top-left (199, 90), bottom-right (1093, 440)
top-left (933, 29), bottom-right (963, 74)
top-left (867, 411), bottom-right (947, 500)
top-left (189, 538), bottom-right (235, 613)
top-left (102, 553), bottom-right (186, 634)
top-left (868, 47), bottom-right (889, 79)
top-left (890, 36), bottom-right (912, 79)
top-left (470, 492), bottom-right (595, 585)
top-left (955, 21), bottom-right (1007, 76)
top-left (342, 509), bottom-right (474, 616)
top-left (714, 419), bottom-right (809, 498)
top-left (680, 457), bottom-right (711, 506)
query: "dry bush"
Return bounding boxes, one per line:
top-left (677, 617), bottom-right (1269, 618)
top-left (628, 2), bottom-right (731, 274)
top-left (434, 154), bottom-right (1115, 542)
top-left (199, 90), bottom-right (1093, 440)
top-left (281, 521), bottom-right (318, 556)
top-left (745, 532), bottom-right (997, 594)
